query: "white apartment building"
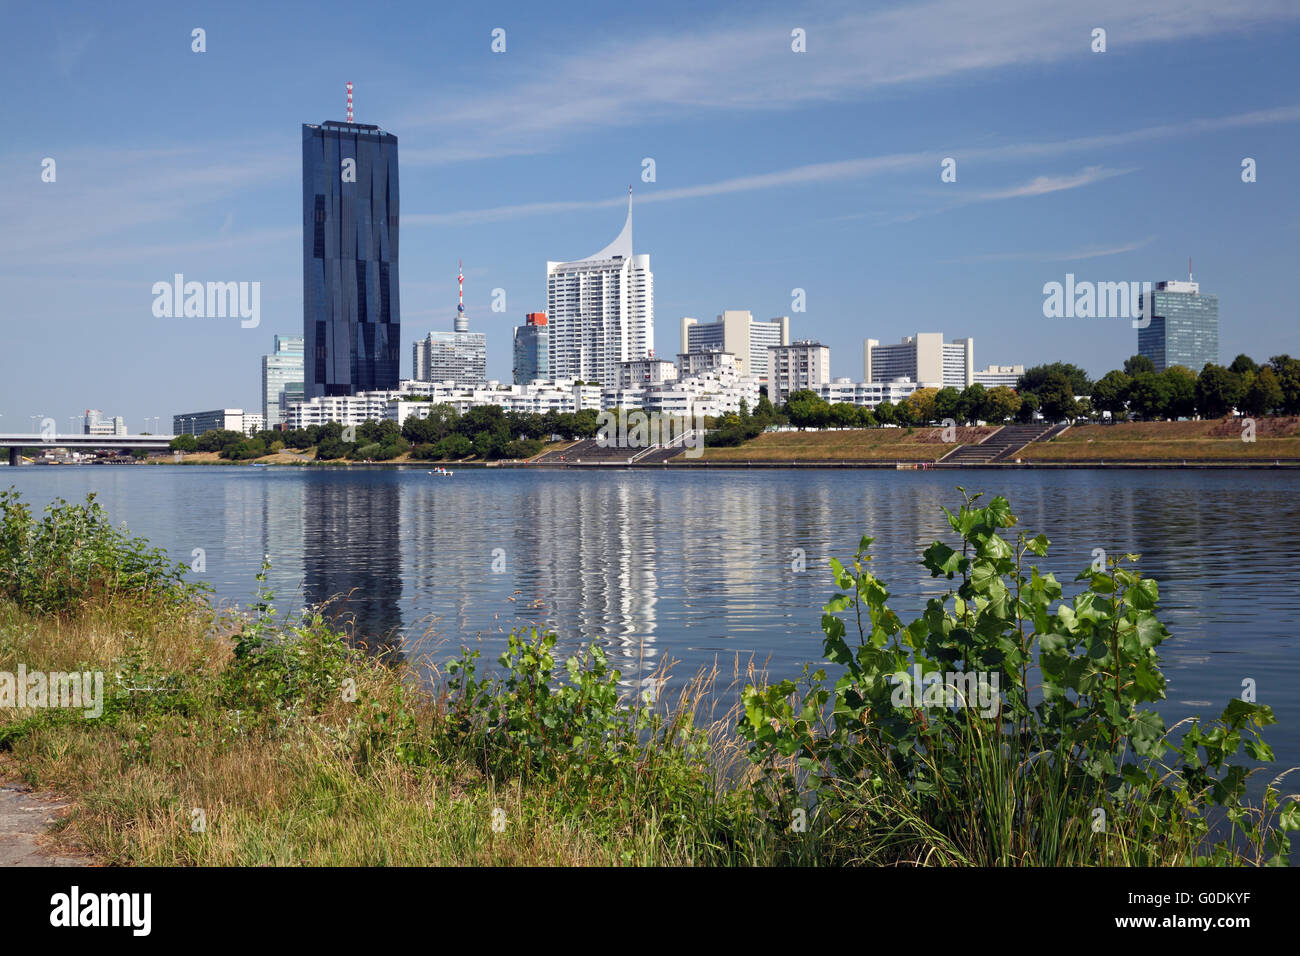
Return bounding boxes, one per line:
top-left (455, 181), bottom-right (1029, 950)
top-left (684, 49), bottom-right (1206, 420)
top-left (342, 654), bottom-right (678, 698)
top-left (813, 377), bottom-right (929, 409)
top-left (546, 196), bottom-right (654, 387)
top-left (605, 363), bottom-right (761, 419)
top-left (767, 341), bottom-right (831, 404)
top-left (973, 364), bottom-right (1025, 389)
top-left (616, 358), bottom-right (678, 388)
top-left (680, 311), bottom-right (789, 381)
top-left (242, 413), bottom-right (265, 437)
top-left (285, 379), bottom-right (604, 428)
top-left (864, 334), bottom-right (974, 390)
top-left (676, 349), bottom-right (736, 376)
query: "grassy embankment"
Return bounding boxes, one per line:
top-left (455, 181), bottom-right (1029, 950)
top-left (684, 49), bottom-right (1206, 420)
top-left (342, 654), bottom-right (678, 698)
top-left (1020, 418), bottom-right (1300, 461)
top-left (1, 487), bottom-right (1295, 866)
top-left (161, 440), bottom-right (576, 467)
top-left (692, 418), bottom-right (1300, 463)
top-left (694, 426), bottom-right (997, 462)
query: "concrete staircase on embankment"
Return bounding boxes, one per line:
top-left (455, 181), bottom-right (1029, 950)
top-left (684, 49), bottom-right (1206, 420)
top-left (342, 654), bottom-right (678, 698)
top-left (939, 422), bottom-right (1070, 465)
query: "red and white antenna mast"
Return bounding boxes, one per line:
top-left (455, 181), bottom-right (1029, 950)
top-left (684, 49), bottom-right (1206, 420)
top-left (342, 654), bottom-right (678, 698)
top-left (455, 260), bottom-right (468, 332)
top-left (346, 81), bottom-right (354, 123)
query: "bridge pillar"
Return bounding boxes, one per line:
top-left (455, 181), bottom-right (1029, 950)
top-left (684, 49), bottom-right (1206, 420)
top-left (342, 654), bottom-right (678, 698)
top-left (8, 447), bottom-right (21, 467)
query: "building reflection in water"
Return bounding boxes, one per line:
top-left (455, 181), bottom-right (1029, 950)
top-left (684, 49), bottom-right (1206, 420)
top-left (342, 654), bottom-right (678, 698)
top-left (302, 471), bottom-right (405, 663)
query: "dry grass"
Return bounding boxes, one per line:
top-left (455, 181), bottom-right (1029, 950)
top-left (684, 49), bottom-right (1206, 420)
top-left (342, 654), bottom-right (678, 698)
top-left (0, 596), bottom-right (770, 866)
top-left (697, 427), bottom-right (998, 461)
top-left (1021, 417), bottom-right (1300, 461)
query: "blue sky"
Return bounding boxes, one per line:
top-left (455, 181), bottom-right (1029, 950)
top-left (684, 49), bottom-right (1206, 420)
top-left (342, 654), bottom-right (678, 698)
top-left (2, 0), bottom-right (1298, 430)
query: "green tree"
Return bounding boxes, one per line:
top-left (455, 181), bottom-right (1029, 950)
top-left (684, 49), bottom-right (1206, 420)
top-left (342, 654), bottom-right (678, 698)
top-left (1268, 355), bottom-right (1300, 415)
top-left (829, 403), bottom-right (860, 428)
top-left (403, 403), bottom-right (459, 444)
top-left (784, 390), bottom-right (831, 429)
top-left (1018, 362), bottom-right (1092, 397)
top-left (958, 384), bottom-right (987, 423)
top-left (1015, 391), bottom-right (1040, 423)
top-left (903, 387), bottom-right (939, 424)
top-left (196, 428), bottom-right (243, 453)
top-left (1127, 371), bottom-right (1172, 420)
top-left (1161, 366), bottom-right (1198, 419)
top-left (982, 385), bottom-right (1020, 423)
top-left (1091, 370), bottom-right (1132, 418)
top-left (433, 433), bottom-right (474, 460)
top-left (1241, 366), bottom-right (1283, 417)
top-left (169, 434), bottom-right (198, 453)
top-left (933, 387), bottom-right (963, 424)
top-left (873, 401), bottom-right (897, 426)
top-left (1229, 353), bottom-right (1259, 377)
top-left (1123, 354), bottom-right (1156, 377)
top-left (856, 406), bottom-right (877, 428)
top-left (1194, 364), bottom-right (1244, 419)
top-left (1036, 372), bottom-right (1079, 421)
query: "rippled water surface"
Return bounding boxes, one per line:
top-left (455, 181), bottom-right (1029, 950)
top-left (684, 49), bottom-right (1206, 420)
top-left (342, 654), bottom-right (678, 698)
top-left (8, 465), bottom-right (1300, 772)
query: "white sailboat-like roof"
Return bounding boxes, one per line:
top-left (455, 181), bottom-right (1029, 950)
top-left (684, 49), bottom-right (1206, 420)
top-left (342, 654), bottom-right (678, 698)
top-left (576, 193), bottom-right (632, 262)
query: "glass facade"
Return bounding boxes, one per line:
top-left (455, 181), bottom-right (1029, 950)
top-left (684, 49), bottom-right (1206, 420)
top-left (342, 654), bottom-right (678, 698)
top-left (262, 334), bottom-right (305, 428)
top-left (1138, 282), bottom-right (1219, 373)
top-left (303, 121), bottom-right (400, 398)
top-left (513, 322), bottom-right (549, 384)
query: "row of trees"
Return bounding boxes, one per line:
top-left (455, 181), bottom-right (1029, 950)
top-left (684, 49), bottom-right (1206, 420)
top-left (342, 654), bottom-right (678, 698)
top-left (169, 351), bottom-right (1300, 461)
top-left (777, 383), bottom-right (1029, 430)
top-left (1015, 354), bottom-right (1300, 422)
top-left (168, 404), bottom-right (611, 462)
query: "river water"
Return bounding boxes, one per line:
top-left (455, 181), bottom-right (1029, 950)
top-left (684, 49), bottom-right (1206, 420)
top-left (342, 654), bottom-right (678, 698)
top-left (7, 464), bottom-right (1299, 778)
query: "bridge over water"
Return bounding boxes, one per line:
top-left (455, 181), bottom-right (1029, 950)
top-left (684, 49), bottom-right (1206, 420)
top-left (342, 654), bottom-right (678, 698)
top-left (0, 433), bottom-right (176, 467)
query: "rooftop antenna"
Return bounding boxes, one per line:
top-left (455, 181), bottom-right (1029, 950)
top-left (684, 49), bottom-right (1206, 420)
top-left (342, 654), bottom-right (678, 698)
top-left (455, 260), bottom-right (467, 332)
top-left (1189, 256), bottom-right (1193, 282)
top-left (346, 81), bottom-right (353, 124)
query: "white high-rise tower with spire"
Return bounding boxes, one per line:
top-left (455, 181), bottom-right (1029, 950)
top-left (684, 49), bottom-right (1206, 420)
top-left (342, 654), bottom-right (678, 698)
top-left (545, 188), bottom-right (654, 387)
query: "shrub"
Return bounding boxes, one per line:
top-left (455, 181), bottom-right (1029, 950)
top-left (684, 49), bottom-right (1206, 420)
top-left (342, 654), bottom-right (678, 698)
top-left (739, 489), bottom-right (1296, 865)
top-left (0, 489), bottom-right (203, 614)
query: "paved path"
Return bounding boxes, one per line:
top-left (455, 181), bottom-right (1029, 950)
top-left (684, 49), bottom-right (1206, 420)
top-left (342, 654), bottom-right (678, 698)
top-left (0, 782), bottom-right (90, 867)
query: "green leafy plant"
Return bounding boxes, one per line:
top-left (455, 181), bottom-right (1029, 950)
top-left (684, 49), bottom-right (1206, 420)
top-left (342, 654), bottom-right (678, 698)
top-left (0, 489), bottom-right (203, 614)
top-left (738, 488), bottom-right (1297, 865)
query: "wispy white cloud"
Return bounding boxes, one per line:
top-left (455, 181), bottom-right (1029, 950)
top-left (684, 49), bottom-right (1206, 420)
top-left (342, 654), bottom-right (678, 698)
top-left (966, 166), bottom-right (1136, 202)
top-left (407, 106), bottom-right (1297, 227)
top-left (398, 0), bottom-right (1300, 165)
top-left (946, 235), bottom-right (1158, 263)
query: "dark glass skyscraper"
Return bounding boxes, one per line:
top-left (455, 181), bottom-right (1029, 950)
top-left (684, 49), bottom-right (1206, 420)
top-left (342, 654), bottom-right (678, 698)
top-left (303, 120), bottom-right (400, 397)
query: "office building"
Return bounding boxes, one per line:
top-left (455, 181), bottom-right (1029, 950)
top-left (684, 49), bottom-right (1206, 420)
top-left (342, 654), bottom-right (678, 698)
top-left (302, 116), bottom-right (400, 398)
top-left (546, 193), bottom-right (653, 387)
top-left (1137, 277), bottom-right (1219, 373)
top-left (242, 413), bottom-right (265, 436)
top-left (172, 409), bottom-right (245, 436)
top-left (512, 312), bottom-right (549, 384)
top-left (767, 340), bottom-right (831, 404)
top-left (83, 410), bottom-right (127, 437)
top-left (973, 364), bottom-right (1025, 389)
top-left (262, 334), bottom-right (305, 428)
top-left (680, 311), bottom-right (789, 381)
top-left (864, 334), bottom-right (973, 389)
top-left (413, 331), bottom-right (487, 386)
